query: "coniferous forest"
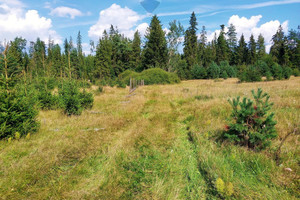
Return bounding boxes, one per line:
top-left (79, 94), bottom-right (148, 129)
top-left (1, 12), bottom-right (300, 199)
top-left (1, 13), bottom-right (299, 85)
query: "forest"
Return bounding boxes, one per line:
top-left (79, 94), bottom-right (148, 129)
top-left (1, 13), bottom-right (299, 84)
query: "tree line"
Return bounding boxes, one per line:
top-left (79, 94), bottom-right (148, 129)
top-left (1, 13), bottom-right (299, 84)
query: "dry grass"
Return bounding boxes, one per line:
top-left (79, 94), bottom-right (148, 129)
top-left (0, 77), bottom-right (299, 199)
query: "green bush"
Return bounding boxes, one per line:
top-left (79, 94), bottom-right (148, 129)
top-left (255, 60), bottom-right (270, 76)
top-left (224, 88), bottom-right (277, 150)
top-left (0, 91), bottom-right (39, 139)
top-left (191, 64), bottom-right (207, 79)
top-left (119, 68), bottom-right (180, 85)
top-left (176, 59), bottom-right (189, 80)
top-left (59, 81), bottom-right (94, 116)
top-left (226, 65), bottom-right (237, 78)
top-left (219, 61), bottom-right (237, 78)
top-left (271, 63), bottom-right (283, 80)
top-left (207, 62), bottom-right (220, 79)
top-left (292, 68), bottom-right (300, 76)
top-left (282, 67), bottom-right (293, 79)
top-left (79, 90), bottom-right (94, 109)
top-left (37, 90), bottom-right (58, 110)
top-left (238, 65), bottom-right (262, 82)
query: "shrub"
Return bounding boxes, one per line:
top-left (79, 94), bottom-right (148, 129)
top-left (226, 65), bottom-right (237, 78)
top-left (59, 81), bottom-right (94, 116)
top-left (282, 67), bottom-right (293, 79)
top-left (238, 65), bottom-right (262, 82)
top-left (266, 71), bottom-right (273, 81)
top-left (0, 91), bottom-right (39, 139)
top-left (224, 88), bottom-right (277, 149)
top-left (255, 60), bottom-right (270, 76)
top-left (119, 68), bottom-right (180, 85)
top-left (37, 90), bottom-right (58, 110)
top-left (191, 64), bottom-right (207, 79)
top-left (271, 63), bottom-right (283, 80)
top-left (79, 90), bottom-right (94, 109)
top-left (292, 68), bottom-right (300, 76)
top-left (176, 59), bottom-right (190, 80)
top-left (220, 70), bottom-right (228, 79)
top-left (207, 62), bottom-right (220, 79)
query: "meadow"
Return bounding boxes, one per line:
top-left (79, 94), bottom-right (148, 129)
top-left (0, 77), bottom-right (299, 199)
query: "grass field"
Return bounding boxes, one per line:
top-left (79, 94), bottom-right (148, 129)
top-left (0, 77), bottom-right (299, 199)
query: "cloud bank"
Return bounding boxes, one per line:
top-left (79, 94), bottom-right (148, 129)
top-left (88, 4), bottom-right (148, 40)
top-left (50, 6), bottom-right (83, 19)
top-left (0, 0), bottom-right (61, 44)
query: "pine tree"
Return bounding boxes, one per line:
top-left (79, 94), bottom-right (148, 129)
top-left (236, 34), bottom-right (248, 65)
top-left (227, 24), bottom-right (237, 65)
top-left (183, 12), bottom-right (198, 69)
top-left (131, 30), bottom-right (141, 70)
top-left (46, 37), bottom-right (54, 76)
top-left (270, 25), bottom-right (290, 66)
top-left (225, 88), bottom-right (277, 149)
top-left (216, 25), bottom-right (229, 63)
top-left (77, 31), bottom-right (85, 79)
top-left (287, 29), bottom-right (300, 68)
top-left (257, 34), bottom-right (266, 60)
top-left (142, 15), bottom-right (168, 70)
top-left (227, 24), bottom-right (237, 50)
top-left (30, 38), bottom-right (46, 76)
top-left (51, 44), bottom-right (62, 77)
top-left (197, 26), bottom-right (207, 66)
top-left (248, 34), bottom-right (257, 64)
top-left (94, 31), bottom-right (112, 80)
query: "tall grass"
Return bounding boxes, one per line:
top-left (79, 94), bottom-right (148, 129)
top-left (0, 77), bottom-right (299, 199)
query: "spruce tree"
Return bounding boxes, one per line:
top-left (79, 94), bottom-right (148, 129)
top-left (236, 34), bottom-right (248, 65)
top-left (257, 34), bottom-right (266, 60)
top-left (142, 15), bottom-right (168, 70)
top-left (131, 30), bottom-right (142, 70)
top-left (216, 25), bottom-right (229, 63)
top-left (227, 24), bottom-right (237, 50)
top-left (197, 26), bottom-right (207, 66)
top-left (270, 25), bottom-right (290, 66)
top-left (183, 12), bottom-right (198, 69)
top-left (94, 31), bottom-right (112, 80)
top-left (248, 34), bottom-right (257, 64)
top-left (227, 24), bottom-right (237, 65)
top-left (287, 29), bottom-right (300, 68)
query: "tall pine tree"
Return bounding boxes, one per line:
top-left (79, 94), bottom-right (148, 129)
top-left (257, 34), bottom-right (266, 60)
top-left (216, 25), bottom-right (229, 63)
top-left (142, 15), bottom-right (168, 70)
top-left (183, 12), bottom-right (198, 70)
top-left (248, 34), bottom-right (257, 64)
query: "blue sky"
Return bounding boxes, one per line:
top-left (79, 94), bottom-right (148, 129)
top-left (0, 0), bottom-right (299, 53)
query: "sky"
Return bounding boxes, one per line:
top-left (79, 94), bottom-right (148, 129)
top-left (0, 0), bottom-right (300, 54)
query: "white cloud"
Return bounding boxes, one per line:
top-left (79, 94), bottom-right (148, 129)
top-left (88, 4), bottom-right (147, 40)
top-left (0, 1), bottom-right (61, 44)
top-left (50, 6), bottom-right (83, 19)
top-left (206, 15), bottom-right (288, 52)
top-left (136, 23), bottom-right (149, 37)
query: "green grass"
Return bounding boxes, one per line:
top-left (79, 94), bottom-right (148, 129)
top-left (0, 77), bottom-right (299, 199)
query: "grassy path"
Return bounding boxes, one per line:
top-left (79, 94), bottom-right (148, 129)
top-left (0, 78), bottom-right (299, 199)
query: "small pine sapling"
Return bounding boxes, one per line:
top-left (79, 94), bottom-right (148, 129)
top-left (224, 88), bottom-right (277, 149)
